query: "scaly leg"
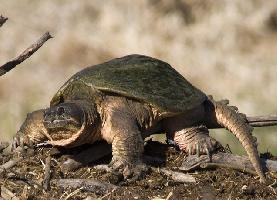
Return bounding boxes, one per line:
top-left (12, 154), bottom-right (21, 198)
top-left (101, 97), bottom-right (147, 180)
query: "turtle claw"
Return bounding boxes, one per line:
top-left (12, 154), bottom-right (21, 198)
top-left (108, 157), bottom-right (148, 183)
top-left (204, 144), bottom-right (212, 161)
top-left (196, 143), bottom-right (200, 157)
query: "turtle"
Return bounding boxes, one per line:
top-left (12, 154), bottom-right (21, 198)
top-left (16, 54), bottom-right (266, 183)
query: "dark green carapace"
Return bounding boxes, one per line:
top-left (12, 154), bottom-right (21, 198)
top-left (51, 55), bottom-right (206, 115)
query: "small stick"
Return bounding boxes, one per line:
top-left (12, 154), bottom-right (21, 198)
top-left (0, 15), bottom-right (8, 27)
top-left (42, 156), bottom-right (51, 191)
top-left (152, 167), bottom-right (196, 183)
top-left (1, 186), bottom-right (19, 200)
top-left (52, 179), bottom-right (118, 193)
top-left (64, 187), bottom-right (83, 200)
top-left (0, 157), bottom-right (23, 174)
top-left (0, 32), bottom-right (52, 76)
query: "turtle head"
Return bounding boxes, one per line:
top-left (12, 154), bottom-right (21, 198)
top-left (43, 101), bottom-right (100, 147)
top-left (43, 102), bottom-right (83, 133)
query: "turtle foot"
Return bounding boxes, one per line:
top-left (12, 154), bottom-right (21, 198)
top-left (108, 156), bottom-right (149, 184)
top-left (174, 125), bottom-right (223, 157)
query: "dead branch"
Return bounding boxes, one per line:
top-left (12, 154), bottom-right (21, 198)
top-left (52, 179), bottom-right (118, 193)
top-left (42, 156), bottom-right (51, 191)
top-left (247, 115), bottom-right (277, 127)
top-left (180, 152), bottom-right (277, 174)
top-left (0, 15), bottom-right (8, 27)
top-left (0, 32), bottom-right (52, 76)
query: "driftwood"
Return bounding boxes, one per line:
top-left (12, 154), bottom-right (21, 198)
top-left (0, 32), bottom-right (52, 76)
top-left (52, 179), bottom-right (118, 193)
top-left (180, 152), bottom-right (277, 174)
top-left (42, 156), bottom-right (51, 191)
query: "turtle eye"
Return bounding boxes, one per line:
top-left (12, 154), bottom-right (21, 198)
top-left (57, 107), bottom-right (65, 116)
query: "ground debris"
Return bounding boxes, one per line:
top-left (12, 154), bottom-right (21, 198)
top-left (0, 141), bottom-right (276, 199)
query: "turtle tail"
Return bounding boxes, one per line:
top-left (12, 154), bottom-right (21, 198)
top-left (205, 96), bottom-right (266, 183)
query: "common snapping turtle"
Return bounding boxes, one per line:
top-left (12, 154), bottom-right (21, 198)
top-left (16, 54), bottom-right (266, 182)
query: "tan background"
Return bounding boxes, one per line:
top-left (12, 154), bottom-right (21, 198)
top-left (0, 0), bottom-right (277, 154)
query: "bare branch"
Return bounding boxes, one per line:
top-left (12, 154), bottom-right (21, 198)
top-left (247, 115), bottom-right (277, 127)
top-left (0, 32), bottom-right (52, 76)
top-left (0, 15), bottom-right (8, 27)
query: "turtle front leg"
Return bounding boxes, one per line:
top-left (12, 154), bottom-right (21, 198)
top-left (110, 130), bottom-right (146, 180)
top-left (173, 125), bottom-right (223, 156)
top-left (101, 101), bottom-right (147, 180)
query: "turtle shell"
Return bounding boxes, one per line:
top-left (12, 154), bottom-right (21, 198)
top-left (51, 55), bottom-right (207, 116)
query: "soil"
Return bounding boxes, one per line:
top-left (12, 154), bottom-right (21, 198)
top-left (0, 141), bottom-right (277, 200)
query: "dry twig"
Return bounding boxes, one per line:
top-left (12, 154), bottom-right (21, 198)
top-left (152, 167), bottom-right (196, 183)
top-left (0, 15), bottom-right (8, 27)
top-left (42, 156), bottom-right (51, 191)
top-left (0, 157), bottom-right (23, 174)
top-left (1, 186), bottom-right (19, 200)
top-left (52, 179), bottom-right (118, 193)
top-left (0, 32), bottom-right (52, 76)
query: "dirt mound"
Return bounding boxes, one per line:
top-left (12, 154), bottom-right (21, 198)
top-left (0, 141), bottom-right (276, 199)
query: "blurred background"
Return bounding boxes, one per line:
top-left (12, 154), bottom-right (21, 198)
top-left (0, 0), bottom-right (276, 154)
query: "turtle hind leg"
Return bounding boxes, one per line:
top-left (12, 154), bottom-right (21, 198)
top-left (173, 125), bottom-right (223, 156)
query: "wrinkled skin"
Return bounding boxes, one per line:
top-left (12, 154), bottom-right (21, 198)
top-left (16, 55), bottom-right (266, 183)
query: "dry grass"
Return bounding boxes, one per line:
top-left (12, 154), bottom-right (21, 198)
top-left (0, 0), bottom-right (276, 154)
